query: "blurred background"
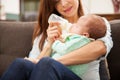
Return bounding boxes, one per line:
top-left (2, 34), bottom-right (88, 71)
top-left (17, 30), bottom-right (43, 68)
top-left (0, 0), bottom-right (120, 21)
top-left (0, 0), bottom-right (39, 21)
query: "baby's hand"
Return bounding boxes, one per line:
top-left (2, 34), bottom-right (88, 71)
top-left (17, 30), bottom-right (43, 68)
top-left (24, 57), bottom-right (39, 64)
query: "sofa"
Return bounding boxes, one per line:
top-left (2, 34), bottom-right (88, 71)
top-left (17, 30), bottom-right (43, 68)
top-left (0, 20), bottom-right (120, 80)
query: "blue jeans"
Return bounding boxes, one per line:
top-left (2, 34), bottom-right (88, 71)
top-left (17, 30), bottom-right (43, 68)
top-left (1, 58), bottom-right (35, 80)
top-left (1, 57), bottom-right (82, 80)
top-left (30, 57), bottom-right (82, 80)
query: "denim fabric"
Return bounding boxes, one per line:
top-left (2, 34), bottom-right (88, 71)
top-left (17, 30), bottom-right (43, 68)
top-left (1, 57), bottom-right (82, 80)
top-left (1, 58), bottom-right (35, 80)
top-left (30, 57), bottom-right (82, 80)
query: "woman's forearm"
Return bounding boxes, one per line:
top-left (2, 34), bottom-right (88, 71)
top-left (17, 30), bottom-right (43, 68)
top-left (56, 40), bottom-right (106, 66)
top-left (37, 42), bottom-right (52, 60)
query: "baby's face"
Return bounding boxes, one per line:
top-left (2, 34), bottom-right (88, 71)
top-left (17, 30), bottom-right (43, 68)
top-left (69, 18), bottom-right (89, 35)
top-left (69, 24), bottom-right (83, 35)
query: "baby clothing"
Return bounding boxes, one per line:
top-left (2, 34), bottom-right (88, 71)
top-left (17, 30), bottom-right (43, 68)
top-left (51, 34), bottom-right (91, 77)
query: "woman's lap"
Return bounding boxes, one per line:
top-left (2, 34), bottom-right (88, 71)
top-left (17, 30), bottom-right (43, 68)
top-left (30, 57), bottom-right (82, 80)
top-left (1, 57), bottom-right (82, 80)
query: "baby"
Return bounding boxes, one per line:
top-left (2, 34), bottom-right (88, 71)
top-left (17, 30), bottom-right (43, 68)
top-left (51, 14), bottom-right (106, 77)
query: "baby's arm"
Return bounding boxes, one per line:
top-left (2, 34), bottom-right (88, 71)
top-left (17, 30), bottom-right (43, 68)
top-left (52, 35), bottom-right (91, 56)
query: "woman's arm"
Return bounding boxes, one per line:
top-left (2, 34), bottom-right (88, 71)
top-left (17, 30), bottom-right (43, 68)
top-left (56, 18), bottom-right (113, 66)
top-left (25, 42), bottom-right (53, 63)
top-left (56, 40), bottom-right (106, 66)
top-left (36, 41), bottom-right (53, 60)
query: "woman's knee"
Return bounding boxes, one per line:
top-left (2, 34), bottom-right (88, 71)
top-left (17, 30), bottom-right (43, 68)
top-left (40, 57), bottom-right (52, 63)
top-left (37, 57), bottom-right (55, 67)
top-left (12, 58), bottom-right (26, 66)
top-left (12, 58), bottom-right (34, 70)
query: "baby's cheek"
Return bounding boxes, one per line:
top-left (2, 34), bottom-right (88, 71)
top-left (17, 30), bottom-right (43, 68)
top-left (69, 27), bottom-right (75, 33)
top-left (70, 27), bottom-right (78, 34)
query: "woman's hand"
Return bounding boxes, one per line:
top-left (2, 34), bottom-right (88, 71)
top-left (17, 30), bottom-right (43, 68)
top-left (24, 57), bottom-right (39, 64)
top-left (47, 22), bottom-right (62, 43)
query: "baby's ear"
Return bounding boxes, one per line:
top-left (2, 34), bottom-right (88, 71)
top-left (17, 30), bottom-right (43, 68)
top-left (82, 32), bottom-right (89, 38)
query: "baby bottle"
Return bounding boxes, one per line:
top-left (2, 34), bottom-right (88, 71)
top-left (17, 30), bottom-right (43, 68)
top-left (48, 14), bottom-right (71, 34)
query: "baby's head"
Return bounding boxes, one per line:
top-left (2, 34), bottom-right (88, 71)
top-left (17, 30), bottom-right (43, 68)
top-left (69, 14), bottom-right (106, 39)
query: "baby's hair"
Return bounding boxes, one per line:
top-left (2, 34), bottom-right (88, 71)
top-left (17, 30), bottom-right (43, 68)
top-left (85, 14), bottom-right (106, 39)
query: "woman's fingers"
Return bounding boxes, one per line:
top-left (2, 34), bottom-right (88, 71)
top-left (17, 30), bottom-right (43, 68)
top-left (49, 22), bottom-right (62, 34)
top-left (47, 25), bottom-right (61, 41)
top-left (24, 57), bottom-right (38, 64)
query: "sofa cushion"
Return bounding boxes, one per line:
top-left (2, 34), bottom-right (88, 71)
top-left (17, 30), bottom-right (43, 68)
top-left (107, 20), bottom-right (120, 80)
top-left (0, 21), bottom-right (35, 76)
